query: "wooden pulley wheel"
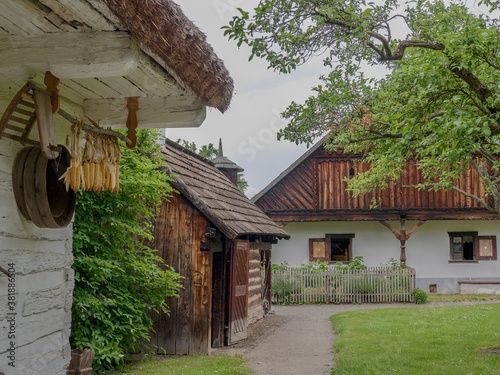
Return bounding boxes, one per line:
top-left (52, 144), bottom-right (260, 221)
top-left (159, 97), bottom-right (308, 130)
top-left (12, 146), bottom-right (32, 220)
top-left (12, 145), bottom-right (75, 228)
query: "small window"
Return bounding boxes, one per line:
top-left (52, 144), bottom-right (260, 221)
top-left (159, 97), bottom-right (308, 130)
top-left (327, 234), bottom-right (354, 262)
top-left (309, 234), bottom-right (355, 262)
top-left (448, 232), bottom-right (497, 261)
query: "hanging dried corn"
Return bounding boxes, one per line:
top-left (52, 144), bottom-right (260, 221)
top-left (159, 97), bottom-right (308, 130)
top-left (81, 123), bottom-right (121, 193)
top-left (112, 134), bottom-right (121, 193)
top-left (93, 134), bottom-right (105, 192)
top-left (83, 131), bottom-right (96, 191)
top-left (60, 119), bottom-right (84, 191)
top-left (102, 134), bottom-right (121, 193)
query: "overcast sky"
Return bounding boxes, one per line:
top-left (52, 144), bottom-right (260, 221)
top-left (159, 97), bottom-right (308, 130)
top-left (169, 1), bottom-right (496, 199)
top-left (169, 0), bottom-right (327, 198)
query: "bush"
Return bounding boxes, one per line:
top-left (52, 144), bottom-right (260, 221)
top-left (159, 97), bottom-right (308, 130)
top-left (272, 278), bottom-right (297, 301)
top-left (413, 288), bottom-right (428, 304)
top-left (71, 130), bottom-right (182, 373)
top-left (335, 256), bottom-right (367, 271)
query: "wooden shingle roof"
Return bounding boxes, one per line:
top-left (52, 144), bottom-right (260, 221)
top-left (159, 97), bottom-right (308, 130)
top-left (163, 139), bottom-right (290, 240)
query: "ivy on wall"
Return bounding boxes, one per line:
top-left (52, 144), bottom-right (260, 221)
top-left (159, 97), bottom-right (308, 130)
top-left (70, 129), bottom-right (182, 372)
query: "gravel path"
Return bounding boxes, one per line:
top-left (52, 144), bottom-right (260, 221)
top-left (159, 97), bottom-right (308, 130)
top-left (213, 301), bottom-right (500, 375)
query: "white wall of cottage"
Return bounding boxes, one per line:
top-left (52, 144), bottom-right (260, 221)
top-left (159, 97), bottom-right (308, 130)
top-left (0, 134), bottom-right (74, 374)
top-left (272, 220), bottom-right (500, 294)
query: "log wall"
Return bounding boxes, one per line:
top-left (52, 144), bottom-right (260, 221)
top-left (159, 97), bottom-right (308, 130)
top-left (247, 244), bottom-right (264, 326)
top-left (316, 159), bottom-right (485, 210)
top-left (255, 147), bottom-right (492, 222)
top-left (0, 136), bottom-right (74, 374)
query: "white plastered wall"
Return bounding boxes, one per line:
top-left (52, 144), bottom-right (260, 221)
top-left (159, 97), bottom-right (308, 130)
top-left (272, 220), bottom-right (500, 293)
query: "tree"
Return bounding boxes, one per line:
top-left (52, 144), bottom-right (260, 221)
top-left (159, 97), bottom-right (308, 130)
top-left (224, 0), bottom-right (500, 213)
top-left (176, 138), bottom-right (219, 159)
top-left (176, 138), bottom-right (249, 193)
top-left (71, 129), bottom-right (181, 372)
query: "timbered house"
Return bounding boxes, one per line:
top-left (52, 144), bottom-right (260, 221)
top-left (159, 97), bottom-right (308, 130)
top-left (150, 139), bottom-right (289, 355)
top-left (0, 1), bottom-right (232, 373)
top-left (253, 138), bottom-right (500, 294)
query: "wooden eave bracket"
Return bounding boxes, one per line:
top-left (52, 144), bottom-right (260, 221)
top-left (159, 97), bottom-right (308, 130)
top-left (44, 71), bottom-right (60, 113)
top-left (126, 97), bottom-right (139, 149)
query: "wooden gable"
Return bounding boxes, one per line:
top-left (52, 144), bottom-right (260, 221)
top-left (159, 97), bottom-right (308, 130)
top-left (253, 139), bottom-right (498, 222)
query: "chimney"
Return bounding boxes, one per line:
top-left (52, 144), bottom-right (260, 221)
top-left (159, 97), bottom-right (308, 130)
top-left (212, 138), bottom-right (243, 186)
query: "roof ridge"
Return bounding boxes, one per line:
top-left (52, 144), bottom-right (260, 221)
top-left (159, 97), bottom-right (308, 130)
top-left (164, 138), bottom-right (216, 167)
top-left (251, 137), bottom-right (326, 203)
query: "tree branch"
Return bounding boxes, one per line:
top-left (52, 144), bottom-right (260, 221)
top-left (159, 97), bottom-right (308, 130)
top-left (348, 132), bottom-right (402, 143)
top-left (367, 41), bottom-right (385, 59)
top-left (381, 40), bottom-right (445, 61)
top-left (451, 185), bottom-right (496, 213)
top-left (448, 65), bottom-right (494, 104)
top-left (479, 53), bottom-right (500, 70)
top-left (470, 158), bottom-right (499, 202)
top-left (367, 30), bottom-right (393, 58)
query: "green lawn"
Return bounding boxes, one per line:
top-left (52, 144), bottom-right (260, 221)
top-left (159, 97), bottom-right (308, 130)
top-left (110, 298), bottom-right (500, 375)
top-left (111, 355), bottom-right (251, 375)
top-left (331, 303), bottom-right (500, 374)
top-left (427, 294), bottom-right (500, 303)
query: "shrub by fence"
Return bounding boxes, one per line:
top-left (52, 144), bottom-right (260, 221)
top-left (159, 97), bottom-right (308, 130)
top-left (271, 266), bottom-right (415, 304)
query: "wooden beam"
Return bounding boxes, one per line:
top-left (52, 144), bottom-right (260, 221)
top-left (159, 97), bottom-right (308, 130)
top-left (0, 32), bottom-right (139, 81)
top-left (38, 0), bottom-right (115, 31)
top-left (262, 208), bottom-right (500, 222)
top-left (83, 96), bottom-right (206, 129)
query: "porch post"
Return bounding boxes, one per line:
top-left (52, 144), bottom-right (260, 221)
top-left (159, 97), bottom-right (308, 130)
top-left (400, 217), bottom-right (407, 265)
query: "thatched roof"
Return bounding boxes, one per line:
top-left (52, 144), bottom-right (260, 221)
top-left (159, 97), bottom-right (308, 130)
top-left (103, 0), bottom-right (233, 113)
top-left (163, 139), bottom-right (289, 240)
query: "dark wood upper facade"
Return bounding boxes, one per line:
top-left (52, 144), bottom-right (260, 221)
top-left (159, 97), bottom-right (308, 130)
top-left (253, 139), bottom-right (498, 222)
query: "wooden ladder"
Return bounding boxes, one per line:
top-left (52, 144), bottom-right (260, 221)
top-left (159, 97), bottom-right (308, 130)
top-left (0, 82), bottom-right (38, 147)
top-left (0, 81), bottom-right (59, 159)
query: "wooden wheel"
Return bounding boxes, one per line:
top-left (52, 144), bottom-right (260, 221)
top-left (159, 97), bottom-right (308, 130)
top-left (43, 146), bottom-right (75, 228)
top-left (12, 145), bottom-right (75, 228)
top-left (12, 146), bottom-right (34, 220)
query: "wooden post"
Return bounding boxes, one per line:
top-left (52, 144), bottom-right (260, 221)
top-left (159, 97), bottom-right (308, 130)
top-left (399, 217), bottom-right (407, 265)
top-left (379, 217), bottom-right (426, 266)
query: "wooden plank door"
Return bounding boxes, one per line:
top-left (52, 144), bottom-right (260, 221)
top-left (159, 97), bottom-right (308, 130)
top-left (261, 249), bottom-right (272, 313)
top-left (211, 239), bottom-right (225, 348)
top-left (228, 239), bottom-right (250, 344)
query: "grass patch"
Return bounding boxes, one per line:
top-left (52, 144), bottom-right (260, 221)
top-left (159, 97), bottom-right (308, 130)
top-left (331, 304), bottom-right (500, 374)
top-left (111, 355), bottom-right (252, 375)
top-left (427, 294), bottom-right (500, 303)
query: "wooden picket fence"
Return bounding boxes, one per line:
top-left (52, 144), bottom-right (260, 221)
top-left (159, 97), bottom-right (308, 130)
top-left (271, 266), bottom-right (416, 304)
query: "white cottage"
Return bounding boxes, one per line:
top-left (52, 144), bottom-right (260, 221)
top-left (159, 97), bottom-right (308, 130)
top-left (0, 1), bottom-right (232, 374)
top-left (253, 139), bottom-right (500, 295)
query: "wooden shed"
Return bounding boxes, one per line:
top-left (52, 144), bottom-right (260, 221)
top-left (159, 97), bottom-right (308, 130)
top-left (150, 139), bottom-right (289, 355)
